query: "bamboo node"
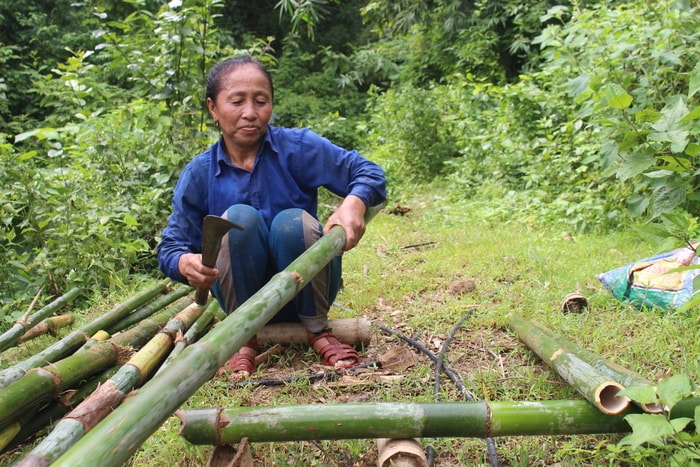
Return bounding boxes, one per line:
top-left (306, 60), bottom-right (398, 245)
top-left (173, 329), bottom-right (186, 344)
top-left (114, 344), bottom-right (135, 364)
top-left (289, 271), bottom-right (303, 284)
top-left (68, 380), bottom-right (124, 431)
top-left (550, 348), bottom-right (564, 362)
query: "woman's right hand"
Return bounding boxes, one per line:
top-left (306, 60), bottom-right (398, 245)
top-left (178, 253), bottom-right (219, 288)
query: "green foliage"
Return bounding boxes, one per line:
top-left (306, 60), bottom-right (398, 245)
top-left (0, 0), bottom-right (270, 312)
top-left (272, 40), bottom-right (396, 148)
top-left (0, 0), bottom-right (95, 132)
top-left (535, 1), bottom-right (700, 238)
top-left (361, 85), bottom-right (459, 183)
top-left (363, 72), bottom-right (628, 232)
top-left (275, 0), bottom-right (341, 39)
top-left (360, 0), bottom-right (572, 85)
top-left (364, 0), bottom-right (700, 236)
top-left (606, 375), bottom-right (700, 465)
top-left (85, 0), bottom-right (229, 118)
top-left (272, 58), bottom-right (365, 148)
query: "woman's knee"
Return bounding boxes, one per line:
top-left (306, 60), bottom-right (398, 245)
top-left (271, 209), bottom-right (320, 245)
top-left (222, 204), bottom-right (265, 230)
top-left (271, 208), bottom-right (304, 230)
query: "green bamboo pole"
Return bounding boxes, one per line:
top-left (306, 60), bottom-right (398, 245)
top-left (177, 398), bottom-right (700, 444)
top-left (0, 299), bottom-right (185, 432)
top-left (19, 314), bottom-right (75, 342)
top-left (104, 286), bottom-right (193, 335)
top-left (527, 319), bottom-right (663, 413)
top-left (18, 301), bottom-right (206, 466)
top-left (0, 366), bottom-right (120, 453)
top-left (0, 287), bottom-right (81, 353)
top-left (0, 421), bottom-right (20, 452)
top-left (156, 299), bottom-right (222, 375)
top-left (507, 313), bottom-right (630, 415)
top-left (74, 330), bottom-right (111, 352)
top-left (0, 280), bottom-right (170, 389)
top-left (53, 205), bottom-right (384, 467)
top-left (74, 288), bottom-right (192, 353)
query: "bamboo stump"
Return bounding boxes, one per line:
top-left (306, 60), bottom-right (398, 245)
top-left (376, 438), bottom-right (428, 467)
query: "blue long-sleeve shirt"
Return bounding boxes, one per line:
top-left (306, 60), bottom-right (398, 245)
top-left (157, 125), bottom-right (387, 284)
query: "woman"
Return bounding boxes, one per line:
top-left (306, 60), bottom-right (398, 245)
top-left (157, 57), bottom-right (386, 378)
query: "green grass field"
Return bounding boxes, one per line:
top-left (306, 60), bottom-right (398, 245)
top-left (2, 191), bottom-right (698, 466)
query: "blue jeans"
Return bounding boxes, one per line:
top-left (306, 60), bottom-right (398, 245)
top-left (211, 205), bottom-right (341, 333)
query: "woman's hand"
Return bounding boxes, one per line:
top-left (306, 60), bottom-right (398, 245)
top-left (324, 195), bottom-right (367, 251)
top-left (178, 253), bottom-right (219, 288)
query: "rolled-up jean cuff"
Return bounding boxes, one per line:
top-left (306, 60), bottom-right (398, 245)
top-left (298, 314), bottom-right (328, 334)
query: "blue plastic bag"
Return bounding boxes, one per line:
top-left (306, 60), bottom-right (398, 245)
top-left (597, 244), bottom-right (700, 311)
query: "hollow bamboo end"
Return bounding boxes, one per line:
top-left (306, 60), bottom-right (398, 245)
top-left (560, 292), bottom-right (588, 313)
top-left (640, 402), bottom-right (666, 414)
top-left (376, 438), bottom-right (428, 467)
top-left (596, 382), bottom-right (631, 415)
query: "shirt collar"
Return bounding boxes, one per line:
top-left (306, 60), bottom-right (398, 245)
top-left (213, 126), bottom-right (277, 176)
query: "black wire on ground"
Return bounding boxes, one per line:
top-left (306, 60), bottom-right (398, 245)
top-left (428, 308), bottom-right (499, 467)
top-left (377, 322), bottom-right (499, 467)
top-left (375, 324), bottom-right (475, 399)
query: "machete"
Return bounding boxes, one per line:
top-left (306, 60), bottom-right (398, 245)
top-left (194, 215), bottom-right (243, 305)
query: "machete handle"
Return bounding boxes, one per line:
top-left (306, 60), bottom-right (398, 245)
top-left (194, 287), bottom-right (210, 306)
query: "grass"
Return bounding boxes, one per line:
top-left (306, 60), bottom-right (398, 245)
top-left (1, 190), bottom-right (699, 466)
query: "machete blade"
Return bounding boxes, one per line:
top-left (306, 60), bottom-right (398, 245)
top-left (201, 215), bottom-right (242, 268)
top-left (195, 215), bottom-right (242, 305)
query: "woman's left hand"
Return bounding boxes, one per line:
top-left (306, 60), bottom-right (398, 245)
top-left (324, 195), bottom-right (367, 251)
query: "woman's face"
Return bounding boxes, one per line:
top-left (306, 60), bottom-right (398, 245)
top-left (207, 63), bottom-right (273, 151)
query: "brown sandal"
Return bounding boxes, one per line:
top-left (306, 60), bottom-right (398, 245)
top-left (309, 331), bottom-right (359, 369)
top-left (217, 339), bottom-right (258, 378)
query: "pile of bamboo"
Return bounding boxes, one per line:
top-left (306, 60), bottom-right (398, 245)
top-left (0, 281), bottom-right (203, 459)
top-left (0, 211), bottom-right (375, 465)
top-left (1, 203), bottom-right (697, 466)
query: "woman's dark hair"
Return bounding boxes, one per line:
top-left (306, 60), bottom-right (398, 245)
top-left (205, 56), bottom-right (274, 103)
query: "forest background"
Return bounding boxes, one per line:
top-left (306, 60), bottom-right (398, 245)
top-left (1, 0), bottom-right (699, 309)
top-left (0, 0), bottom-right (699, 465)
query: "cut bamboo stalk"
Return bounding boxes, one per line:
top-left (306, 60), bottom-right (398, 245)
top-left (0, 299), bottom-right (185, 432)
top-left (1, 367), bottom-right (119, 453)
top-left (52, 205), bottom-right (384, 467)
top-left (507, 313), bottom-right (630, 414)
top-left (0, 423), bottom-right (21, 452)
top-left (18, 301), bottom-right (206, 466)
top-left (527, 319), bottom-right (663, 413)
top-left (19, 314), bottom-right (75, 343)
top-left (0, 280), bottom-right (171, 389)
top-left (156, 299), bottom-right (222, 374)
top-left (105, 285), bottom-right (192, 335)
top-left (256, 318), bottom-right (371, 347)
top-left (176, 398), bottom-right (700, 444)
top-left (0, 287), bottom-right (81, 353)
top-left (77, 291), bottom-right (191, 353)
